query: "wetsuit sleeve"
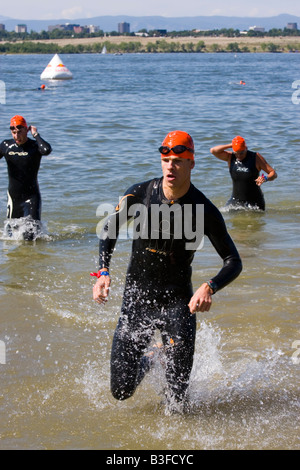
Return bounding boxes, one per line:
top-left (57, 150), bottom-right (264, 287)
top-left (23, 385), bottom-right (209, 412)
top-left (34, 134), bottom-right (52, 155)
top-left (98, 186), bottom-right (140, 269)
top-left (205, 203), bottom-right (242, 292)
top-left (0, 141), bottom-right (6, 158)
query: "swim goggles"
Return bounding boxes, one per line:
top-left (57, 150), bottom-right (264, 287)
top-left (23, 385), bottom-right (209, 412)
top-left (159, 145), bottom-right (194, 155)
top-left (10, 125), bottom-right (26, 131)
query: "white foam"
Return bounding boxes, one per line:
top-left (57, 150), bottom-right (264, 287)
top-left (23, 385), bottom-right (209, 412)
top-left (1, 217), bottom-right (49, 241)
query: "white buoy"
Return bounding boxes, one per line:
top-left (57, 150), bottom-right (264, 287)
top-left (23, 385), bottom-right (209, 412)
top-left (40, 54), bottom-right (73, 80)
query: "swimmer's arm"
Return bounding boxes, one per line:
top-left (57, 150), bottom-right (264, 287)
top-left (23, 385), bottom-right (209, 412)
top-left (210, 144), bottom-right (232, 162)
top-left (205, 206), bottom-right (242, 291)
top-left (255, 153), bottom-right (277, 185)
top-left (95, 192), bottom-right (139, 303)
top-left (189, 249), bottom-right (241, 315)
top-left (95, 212), bottom-right (121, 303)
top-left (98, 192), bottom-right (138, 268)
top-left (0, 141), bottom-right (7, 158)
top-left (98, 214), bottom-right (119, 269)
top-left (31, 127), bottom-right (52, 155)
top-left (189, 205), bottom-right (242, 314)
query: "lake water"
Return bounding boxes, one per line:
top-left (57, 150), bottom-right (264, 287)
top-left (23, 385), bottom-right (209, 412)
top-left (0, 52), bottom-right (299, 450)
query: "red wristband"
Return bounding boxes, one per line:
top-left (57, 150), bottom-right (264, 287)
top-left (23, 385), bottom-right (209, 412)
top-left (90, 271), bottom-right (109, 278)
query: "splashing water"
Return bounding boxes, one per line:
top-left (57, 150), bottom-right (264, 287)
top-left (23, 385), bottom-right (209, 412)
top-left (2, 217), bottom-right (47, 241)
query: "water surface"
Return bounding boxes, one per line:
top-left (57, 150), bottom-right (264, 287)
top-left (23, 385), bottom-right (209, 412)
top-left (0, 52), bottom-right (299, 450)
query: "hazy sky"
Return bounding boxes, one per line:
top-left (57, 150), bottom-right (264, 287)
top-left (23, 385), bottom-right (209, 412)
top-left (1, 0), bottom-right (300, 20)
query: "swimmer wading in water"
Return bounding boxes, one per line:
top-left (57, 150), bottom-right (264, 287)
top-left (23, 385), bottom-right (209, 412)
top-left (0, 115), bottom-right (52, 239)
top-left (210, 136), bottom-right (277, 210)
top-left (92, 130), bottom-right (242, 406)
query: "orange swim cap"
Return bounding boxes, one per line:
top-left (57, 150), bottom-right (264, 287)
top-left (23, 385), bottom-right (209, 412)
top-left (161, 130), bottom-right (194, 160)
top-left (232, 135), bottom-right (246, 152)
top-left (10, 115), bottom-right (28, 128)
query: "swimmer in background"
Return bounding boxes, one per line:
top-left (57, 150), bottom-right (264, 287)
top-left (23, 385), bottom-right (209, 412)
top-left (210, 136), bottom-right (277, 210)
top-left (0, 115), bottom-right (52, 238)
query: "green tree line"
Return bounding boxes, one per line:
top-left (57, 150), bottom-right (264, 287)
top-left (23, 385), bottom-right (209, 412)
top-left (0, 39), bottom-right (299, 54)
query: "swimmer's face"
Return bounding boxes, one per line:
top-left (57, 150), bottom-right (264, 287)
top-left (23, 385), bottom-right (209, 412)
top-left (10, 125), bottom-right (28, 145)
top-left (161, 155), bottom-right (194, 190)
top-left (234, 147), bottom-right (247, 160)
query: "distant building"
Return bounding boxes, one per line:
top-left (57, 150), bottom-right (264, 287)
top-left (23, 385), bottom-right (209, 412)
top-left (15, 24), bottom-right (27, 33)
top-left (249, 26), bottom-right (265, 33)
top-left (48, 23), bottom-right (80, 32)
top-left (48, 24), bottom-right (66, 32)
top-left (286, 23), bottom-right (298, 30)
top-left (48, 23), bottom-right (100, 33)
top-left (0, 24), bottom-right (5, 31)
top-left (48, 25), bottom-right (63, 32)
top-left (155, 29), bottom-right (167, 36)
top-left (135, 32), bottom-right (149, 37)
top-left (64, 23), bottom-right (80, 31)
top-left (118, 22), bottom-right (130, 34)
top-left (73, 26), bottom-right (84, 34)
top-left (86, 25), bottom-right (100, 33)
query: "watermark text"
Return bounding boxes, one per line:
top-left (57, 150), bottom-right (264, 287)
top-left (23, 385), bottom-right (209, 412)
top-left (292, 80), bottom-right (300, 105)
top-left (291, 340), bottom-right (300, 364)
top-left (96, 199), bottom-right (204, 251)
top-left (0, 80), bottom-right (6, 104)
top-left (0, 340), bottom-right (6, 364)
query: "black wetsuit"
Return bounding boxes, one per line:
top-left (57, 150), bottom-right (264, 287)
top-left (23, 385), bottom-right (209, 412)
top-left (227, 150), bottom-right (265, 210)
top-left (99, 178), bottom-right (242, 402)
top-left (0, 135), bottom-right (52, 220)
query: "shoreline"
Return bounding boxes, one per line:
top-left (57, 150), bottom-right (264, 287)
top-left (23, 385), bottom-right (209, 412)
top-left (2, 35), bottom-right (300, 53)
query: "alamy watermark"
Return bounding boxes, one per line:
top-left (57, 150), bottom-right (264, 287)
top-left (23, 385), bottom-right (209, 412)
top-left (291, 340), bottom-right (300, 365)
top-left (96, 199), bottom-right (204, 251)
top-left (0, 340), bottom-right (6, 364)
top-left (292, 80), bottom-right (300, 105)
top-left (0, 80), bottom-right (6, 105)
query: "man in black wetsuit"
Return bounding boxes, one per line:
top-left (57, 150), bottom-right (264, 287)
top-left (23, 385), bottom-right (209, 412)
top-left (210, 135), bottom-right (277, 210)
top-left (92, 130), bottom-right (242, 406)
top-left (0, 115), bottom-right (52, 236)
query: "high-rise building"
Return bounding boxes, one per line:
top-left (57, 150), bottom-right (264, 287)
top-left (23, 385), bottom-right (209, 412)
top-left (87, 25), bottom-right (100, 33)
top-left (287, 23), bottom-right (298, 30)
top-left (15, 24), bottom-right (27, 33)
top-left (118, 22), bottom-right (130, 34)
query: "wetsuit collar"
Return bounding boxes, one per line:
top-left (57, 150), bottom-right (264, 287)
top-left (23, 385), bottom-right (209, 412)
top-left (159, 177), bottom-right (193, 204)
top-left (234, 149), bottom-right (248, 162)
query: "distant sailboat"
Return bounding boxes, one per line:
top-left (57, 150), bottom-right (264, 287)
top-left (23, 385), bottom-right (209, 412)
top-left (40, 54), bottom-right (73, 80)
top-left (101, 45), bottom-right (107, 54)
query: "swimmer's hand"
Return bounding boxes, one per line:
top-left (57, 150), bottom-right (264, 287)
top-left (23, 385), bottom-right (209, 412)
top-left (93, 275), bottom-right (111, 304)
top-left (188, 283), bottom-right (213, 314)
top-left (29, 125), bottom-right (38, 137)
top-left (255, 175), bottom-right (267, 186)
